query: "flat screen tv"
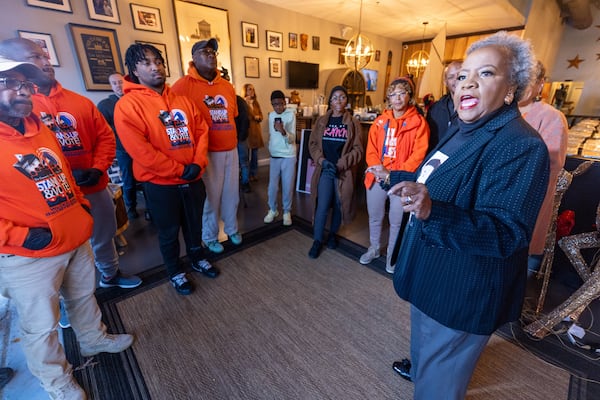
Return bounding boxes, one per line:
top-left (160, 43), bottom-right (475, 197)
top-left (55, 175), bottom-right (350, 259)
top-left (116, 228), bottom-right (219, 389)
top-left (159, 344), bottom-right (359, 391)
top-left (287, 61), bottom-right (319, 89)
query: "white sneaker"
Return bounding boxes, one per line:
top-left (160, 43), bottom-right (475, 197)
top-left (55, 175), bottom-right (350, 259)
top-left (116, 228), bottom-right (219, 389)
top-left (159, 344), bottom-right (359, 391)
top-left (283, 212), bottom-right (292, 226)
top-left (47, 377), bottom-right (86, 400)
top-left (359, 246), bottom-right (380, 265)
top-left (386, 253), bottom-right (395, 274)
top-left (264, 210), bottom-right (279, 223)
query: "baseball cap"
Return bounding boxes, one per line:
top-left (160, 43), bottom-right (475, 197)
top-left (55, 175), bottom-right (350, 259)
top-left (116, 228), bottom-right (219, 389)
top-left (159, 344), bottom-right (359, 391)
top-left (0, 56), bottom-right (46, 82)
top-left (191, 38), bottom-right (218, 55)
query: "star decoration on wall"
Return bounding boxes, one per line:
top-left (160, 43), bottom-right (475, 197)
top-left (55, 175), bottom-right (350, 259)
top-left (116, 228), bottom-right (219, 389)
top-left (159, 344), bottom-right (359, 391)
top-left (567, 55), bottom-right (584, 69)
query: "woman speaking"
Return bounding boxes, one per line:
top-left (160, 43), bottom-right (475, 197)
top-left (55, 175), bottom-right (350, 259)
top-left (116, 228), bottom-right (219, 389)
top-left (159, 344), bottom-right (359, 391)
top-left (375, 32), bottom-right (550, 399)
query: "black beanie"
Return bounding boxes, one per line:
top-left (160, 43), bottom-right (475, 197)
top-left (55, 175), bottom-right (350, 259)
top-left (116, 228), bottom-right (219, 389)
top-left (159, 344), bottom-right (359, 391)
top-left (270, 90), bottom-right (285, 101)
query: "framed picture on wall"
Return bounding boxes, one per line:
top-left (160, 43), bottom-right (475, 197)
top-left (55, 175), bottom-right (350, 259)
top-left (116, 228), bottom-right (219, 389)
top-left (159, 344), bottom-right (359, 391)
top-left (312, 36), bottom-right (320, 51)
top-left (244, 57), bottom-right (259, 78)
top-left (26, 0), bottom-right (72, 13)
top-left (173, 1), bottom-right (232, 82)
top-left (67, 23), bottom-right (124, 91)
top-left (241, 22), bottom-right (258, 48)
top-left (130, 3), bottom-right (163, 33)
top-left (135, 41), bottom-right (170, 76)
top-left (85, 0), bottom-right (120, 24)
top-left (289, 33), bottom-right (297, 48)
top-left (269, 58), bottom-right (282, 78)
top-left (17, 31), bottom-right (60, 67)
top-left (266, 30), bottom-right (283, 52)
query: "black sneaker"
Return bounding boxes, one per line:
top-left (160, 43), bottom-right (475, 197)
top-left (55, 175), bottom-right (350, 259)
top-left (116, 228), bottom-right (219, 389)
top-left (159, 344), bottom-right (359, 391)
top-left (170, 272), bottom-right (193, 295)
top-left (192, 259), bottom-right (220, 278)
top-left (241, 183), bottom-right (251, 193)
top-left (392, 358), bottom-right (412, 382)
top-left (127, 208), bottom-right (139, 220)
top-left (308, 240), bottom-right (322, 259)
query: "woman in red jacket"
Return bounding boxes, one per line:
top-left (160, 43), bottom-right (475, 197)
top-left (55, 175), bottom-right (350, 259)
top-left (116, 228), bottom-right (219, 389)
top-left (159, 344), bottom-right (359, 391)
top-left (360, 76), bottom-right (429, 273)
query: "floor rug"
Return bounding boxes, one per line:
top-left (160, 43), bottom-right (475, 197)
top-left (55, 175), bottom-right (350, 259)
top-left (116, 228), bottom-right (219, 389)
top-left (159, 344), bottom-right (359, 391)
top-left (63, 222), bottom-right (571, 399)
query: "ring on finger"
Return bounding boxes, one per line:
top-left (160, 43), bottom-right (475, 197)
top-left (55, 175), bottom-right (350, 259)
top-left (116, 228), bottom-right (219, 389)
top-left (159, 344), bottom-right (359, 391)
top-left (405, 195), bottom-right (413, 205)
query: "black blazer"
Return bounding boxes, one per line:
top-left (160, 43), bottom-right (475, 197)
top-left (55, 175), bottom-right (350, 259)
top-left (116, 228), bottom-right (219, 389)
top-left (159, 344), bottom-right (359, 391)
top-left (390, 104), bottom-right (550, 335)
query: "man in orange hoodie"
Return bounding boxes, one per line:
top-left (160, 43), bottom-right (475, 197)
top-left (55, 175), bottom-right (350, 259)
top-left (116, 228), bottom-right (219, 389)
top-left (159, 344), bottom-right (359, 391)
top-left (172, 38), bottom-right (241, 254)
top-left (114, 43), bottom-right (217, 295)
top-left (0, 57), bottom-right (133, 400)
top-left (0, 38), bottom-right (141, 295)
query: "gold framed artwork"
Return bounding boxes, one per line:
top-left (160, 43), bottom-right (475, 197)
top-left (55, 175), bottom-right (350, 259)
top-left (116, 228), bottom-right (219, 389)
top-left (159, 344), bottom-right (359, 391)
top-left (241, 21), bottom-right (258, 48)
top-left (67, 23), bottom-right (124, 91)
top-left (244, 56), bottom-right (259, 78)
top-left (289, 33), bottom-right (297, 49)
top-left (17, 31), bottom-right (60, 67)
top-left (173, 1), bottom-right (232, 80)
top-left (269, 57), bottom-right (282, 78)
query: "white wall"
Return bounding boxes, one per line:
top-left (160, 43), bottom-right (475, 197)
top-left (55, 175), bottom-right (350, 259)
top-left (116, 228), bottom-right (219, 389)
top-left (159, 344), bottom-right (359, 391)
top-left (550, 4), bottom-right (600, 116)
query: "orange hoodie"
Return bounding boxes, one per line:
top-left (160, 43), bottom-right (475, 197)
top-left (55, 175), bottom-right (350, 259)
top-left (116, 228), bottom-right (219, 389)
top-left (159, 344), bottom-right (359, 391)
top-left (31, 82), bottom-right (116, 195)
top-left (114, 79), bottom-right (209, 185)
top-left (364, 106), bottom-right (430, 188)
top-left (0, 116), bottom-right (93, 257)
top-left (171, 63), bottom-right (238, 152)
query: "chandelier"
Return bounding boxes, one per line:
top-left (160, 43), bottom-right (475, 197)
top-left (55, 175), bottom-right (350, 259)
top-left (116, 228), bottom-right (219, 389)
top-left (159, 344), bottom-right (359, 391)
top-left (406, 22), bottom-right (430, 78)
top-left (343, 0), bottom-right (373, 70)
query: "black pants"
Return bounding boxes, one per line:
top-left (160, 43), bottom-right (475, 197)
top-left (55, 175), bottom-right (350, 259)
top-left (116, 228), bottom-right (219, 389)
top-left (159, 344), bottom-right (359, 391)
top-left (144, 180), bottom-right (207, 278)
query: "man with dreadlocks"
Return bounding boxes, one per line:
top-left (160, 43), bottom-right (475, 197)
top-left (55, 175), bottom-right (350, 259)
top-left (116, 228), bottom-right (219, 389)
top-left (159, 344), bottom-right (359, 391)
top-left (114, 43), bottom-right (218, 295)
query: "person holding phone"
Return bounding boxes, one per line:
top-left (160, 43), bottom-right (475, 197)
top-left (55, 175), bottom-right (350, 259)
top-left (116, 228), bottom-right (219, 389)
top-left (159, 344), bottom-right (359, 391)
top-left (264, 90), bottom-right (296, 226)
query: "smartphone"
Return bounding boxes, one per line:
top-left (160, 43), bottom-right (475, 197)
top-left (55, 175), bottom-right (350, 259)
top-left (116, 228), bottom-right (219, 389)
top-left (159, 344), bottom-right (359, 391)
top-left (274, 117), bottom-right (282, 124)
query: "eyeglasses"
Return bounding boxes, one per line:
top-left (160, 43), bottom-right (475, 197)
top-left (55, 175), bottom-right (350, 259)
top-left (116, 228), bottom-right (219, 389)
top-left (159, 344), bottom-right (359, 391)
top-left (389, 91), bottom-right (409, 98)
top-left (197, 49), bottom-right (218, 57)
top-left (0, 78), bottom-right (37, 93)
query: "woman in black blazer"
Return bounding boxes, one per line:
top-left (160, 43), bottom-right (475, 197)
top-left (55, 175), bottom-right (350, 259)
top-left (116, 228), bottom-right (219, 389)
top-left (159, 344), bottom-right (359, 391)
top-left (373, 31), bottom-right (550, 399)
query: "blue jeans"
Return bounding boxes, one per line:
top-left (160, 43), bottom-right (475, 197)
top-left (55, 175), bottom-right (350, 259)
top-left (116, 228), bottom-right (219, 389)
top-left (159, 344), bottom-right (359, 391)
top-left (237, 140), bottom-right (250, 184)
top-left (249, 147), bottom-right (259, 178)
top-left (313, 172), bottom-right (341, 242)
top-left (116, 149), bottom-right (136, 210)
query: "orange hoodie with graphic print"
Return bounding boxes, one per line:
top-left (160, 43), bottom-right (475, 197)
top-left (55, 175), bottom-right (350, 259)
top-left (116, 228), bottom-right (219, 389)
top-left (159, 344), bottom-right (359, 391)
top-left (364, 106), bottom-right (430, 189)
top-left (0, 116), bottom-right (93, 257)
top-left (113, 79), bottom-right (209, 185)
top-left (171, 63), bottom-right (238, 152)
top-left (31, 82), bottom-right (116, 195)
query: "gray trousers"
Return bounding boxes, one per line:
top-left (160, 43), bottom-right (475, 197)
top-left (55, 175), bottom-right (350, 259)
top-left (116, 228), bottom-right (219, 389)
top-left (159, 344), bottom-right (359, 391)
top-left (267, 156), bottom-right (296, 213)
top-left (410, 305), bottom-right (490, 400)
top-left (86, 188), bottom-right (119, 280)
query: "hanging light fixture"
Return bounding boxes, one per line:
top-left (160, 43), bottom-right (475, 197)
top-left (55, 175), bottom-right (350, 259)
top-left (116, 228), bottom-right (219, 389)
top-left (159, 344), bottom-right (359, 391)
top-left (343, 0), bottom-right (373, 70)
top-left (406, 22), bottom-right (430, 78)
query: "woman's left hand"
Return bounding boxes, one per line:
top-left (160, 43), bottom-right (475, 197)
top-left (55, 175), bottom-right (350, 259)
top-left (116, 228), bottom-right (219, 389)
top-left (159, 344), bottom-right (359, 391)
top-left (366, 165), bottom-right (389, 182)
top-left (387, 181), bottom-right (432, 220)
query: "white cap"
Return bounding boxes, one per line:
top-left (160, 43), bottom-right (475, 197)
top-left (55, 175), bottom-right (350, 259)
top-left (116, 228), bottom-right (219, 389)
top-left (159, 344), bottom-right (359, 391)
top-left (0, 56), bottom-right (46, 82)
